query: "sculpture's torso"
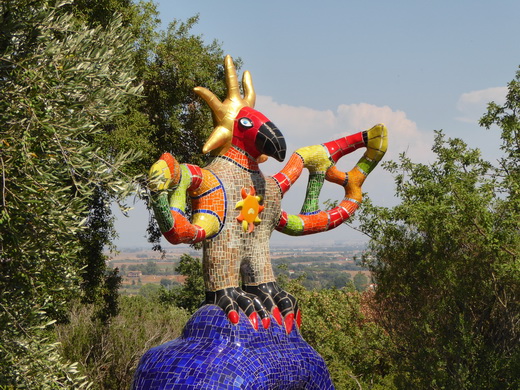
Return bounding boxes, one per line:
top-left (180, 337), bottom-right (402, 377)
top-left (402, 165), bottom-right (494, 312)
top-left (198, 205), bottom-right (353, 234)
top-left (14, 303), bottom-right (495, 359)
top-left (189, 148), bottom-right (282, 291)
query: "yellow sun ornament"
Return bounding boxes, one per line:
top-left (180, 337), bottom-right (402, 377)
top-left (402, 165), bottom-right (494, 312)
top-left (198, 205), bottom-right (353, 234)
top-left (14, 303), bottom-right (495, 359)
top-left (235, 186), bottom-right (264, 233)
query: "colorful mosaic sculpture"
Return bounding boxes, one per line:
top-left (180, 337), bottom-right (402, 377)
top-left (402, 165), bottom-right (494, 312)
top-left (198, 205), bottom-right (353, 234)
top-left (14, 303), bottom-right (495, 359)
top-left (135, 55), bottom-right (387, 389)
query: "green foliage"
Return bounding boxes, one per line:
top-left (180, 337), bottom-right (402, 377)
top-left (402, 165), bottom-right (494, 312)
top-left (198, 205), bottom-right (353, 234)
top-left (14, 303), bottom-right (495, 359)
top-left (323, 272), bottom-right (352, 290)
top-left (77, 8), bottom-right (233, 250)
top-left (353, 272), bottom-right (369, 292)
top-left (138, 283), bottom-right (162, 300)
top-left (78, 187), bottom-right (123, 323)
top-left (1, 312), bottom-right (91, 389)
top-left (134, 15), bottom-right (232, 249)
top-left (142, 16), bottom-right (228, 166)
top-left (274, 257), bottom-right (365, 290)
top-left (143, 261), bottom-right (159, 275)
top-left (66, 0), bottom-right (137, 29)
top-left (89, 11), bottom-right (231, 179)
top-left (159, 254), bottom-right (205, 313)
top-left (286, 281), bottom-right (396, 389)
top-left (479, 66), bottom-right (520, 249)
top-left (57, 297), bottom-right (189, 390)
top-left (160, 278), bottom-right (175, 288)
top-left (0, 1), bottom-right (139, 386)
top-left (358, 73), bottom-right (520, 388)
top-left (125, 261), bottom-right (174, 275)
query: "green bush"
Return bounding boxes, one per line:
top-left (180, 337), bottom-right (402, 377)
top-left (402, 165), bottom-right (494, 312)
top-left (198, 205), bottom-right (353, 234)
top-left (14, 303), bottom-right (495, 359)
top-left (56, 297), bottom-right (189, 390)
top-left (358, 74), bottom-right (520, 387)
top-left (159, 255), bottom-right (205, 313)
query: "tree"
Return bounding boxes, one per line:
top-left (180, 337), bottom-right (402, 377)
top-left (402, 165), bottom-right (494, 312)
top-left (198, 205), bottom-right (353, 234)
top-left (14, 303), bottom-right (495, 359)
top-left (143, 261), bottom-right (159, 275)
top-left (0, 1), bottom-right (139, 386)
top-left (324, 271), bottom-right (351, 289)
top-left (78, 186), bottom-right (123, 323)
top-left (479, 67), bottom-right (520, 244)
top-left (139, 283), bottom-right (162, 300)
top-left (160, 254), bottom-right (205, 313)
top-left (61, 0), bottom-right (159, 324)
top-left (64, 0), bottom-right (229, 318)
top-left (160, 278), bottom-right (174, 288)
top-left (76, 7), bottom-right (233, 255)
top-left (353, 272), bottom-right (369, 292)
top-left (140, 15), bottom-right (229, 167)
top-left (358, 67), bottom-right (520, 388)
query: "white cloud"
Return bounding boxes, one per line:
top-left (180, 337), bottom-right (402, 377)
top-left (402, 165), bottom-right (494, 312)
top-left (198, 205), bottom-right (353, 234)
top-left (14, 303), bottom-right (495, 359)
top-left (334, 103), bottom-right (429, 162)
top-left (456, 87), bottom-right (507, 124)
top-left (255, 96), bottom-right (336, 141)
top-left (256, 96), bottom-right (432, 164)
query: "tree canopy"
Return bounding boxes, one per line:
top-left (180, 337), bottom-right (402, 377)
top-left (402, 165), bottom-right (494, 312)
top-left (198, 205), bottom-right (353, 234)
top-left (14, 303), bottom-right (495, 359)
top-left (358, 69), bottom-right (520, 389)
top-left (0, 0), bottom-right (140, 386)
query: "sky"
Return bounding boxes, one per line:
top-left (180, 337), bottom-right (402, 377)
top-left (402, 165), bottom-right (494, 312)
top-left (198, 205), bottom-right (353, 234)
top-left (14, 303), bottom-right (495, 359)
top-left (113, 0), bottom-right (520, 249)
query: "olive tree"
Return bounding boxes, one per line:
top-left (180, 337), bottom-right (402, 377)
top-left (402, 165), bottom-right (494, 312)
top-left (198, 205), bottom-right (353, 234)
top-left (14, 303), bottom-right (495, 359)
top-left (0, 1), bottom-right (140, 386)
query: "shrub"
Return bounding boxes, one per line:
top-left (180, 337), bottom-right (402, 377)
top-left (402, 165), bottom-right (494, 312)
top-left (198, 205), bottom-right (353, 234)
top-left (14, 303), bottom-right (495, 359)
top-left (57, 297), bottom-right (189, 389)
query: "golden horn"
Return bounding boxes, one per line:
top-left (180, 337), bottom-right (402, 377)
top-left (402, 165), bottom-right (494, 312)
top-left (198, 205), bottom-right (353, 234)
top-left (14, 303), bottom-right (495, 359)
top-left (195, 55), bottom-right (257, 155)
top-left (224, 55), bottom-right (241, 102)
top-left (202, 125), bottom-right (232, 155)
top-left (193, 86), bottom-right (225, 122)
top-left (242, 71), bottom-right (255, 108)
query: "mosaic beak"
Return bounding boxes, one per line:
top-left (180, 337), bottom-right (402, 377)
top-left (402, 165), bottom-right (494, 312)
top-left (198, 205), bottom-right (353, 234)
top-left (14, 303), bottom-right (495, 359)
top-left (255, 122), bottom-right (286, 162)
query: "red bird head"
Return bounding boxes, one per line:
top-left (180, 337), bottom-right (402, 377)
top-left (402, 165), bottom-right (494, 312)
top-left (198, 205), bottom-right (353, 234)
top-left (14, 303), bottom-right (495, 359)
top-left (194, 55), bottom-right (286, 163)
top-left (232, 107), bottom-right (286, 162)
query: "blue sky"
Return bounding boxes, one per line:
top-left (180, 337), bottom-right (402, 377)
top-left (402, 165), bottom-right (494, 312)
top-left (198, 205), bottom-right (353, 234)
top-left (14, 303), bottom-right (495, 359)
top-left (114, 0), bottom-right (520, 248)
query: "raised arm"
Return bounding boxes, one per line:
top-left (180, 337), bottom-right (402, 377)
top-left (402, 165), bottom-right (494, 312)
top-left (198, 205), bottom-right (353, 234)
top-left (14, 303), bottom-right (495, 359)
top-left (273, 124), bottom-right (387, 236)
top-left (149, 153), bottom-right (222, 244)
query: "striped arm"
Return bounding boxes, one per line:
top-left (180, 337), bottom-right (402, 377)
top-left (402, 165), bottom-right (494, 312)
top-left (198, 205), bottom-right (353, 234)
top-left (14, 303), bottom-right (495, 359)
top-left (151, 162), bottom-right (207, 245)
top-left (275, 124), bottom-right (387, 236)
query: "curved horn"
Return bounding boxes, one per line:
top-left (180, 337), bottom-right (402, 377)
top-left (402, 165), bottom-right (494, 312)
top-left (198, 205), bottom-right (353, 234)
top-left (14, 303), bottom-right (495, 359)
top-left (224, 55), bottom-right (241, 102)
top-left (193, 86), bottom-right (225, 122)
top-left (242, 71), bottom-right (256, 108)
top-left (202, 125), bottom-right (232, 155)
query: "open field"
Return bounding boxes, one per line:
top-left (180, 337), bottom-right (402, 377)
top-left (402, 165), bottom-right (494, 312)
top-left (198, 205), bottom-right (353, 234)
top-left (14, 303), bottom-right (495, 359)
top-left (109, 243), bottom-right (371, 294)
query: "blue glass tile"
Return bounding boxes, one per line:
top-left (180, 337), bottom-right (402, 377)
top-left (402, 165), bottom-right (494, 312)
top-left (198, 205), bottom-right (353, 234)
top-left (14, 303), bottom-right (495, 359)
top-left (132, 305), bottom-right (334, 389)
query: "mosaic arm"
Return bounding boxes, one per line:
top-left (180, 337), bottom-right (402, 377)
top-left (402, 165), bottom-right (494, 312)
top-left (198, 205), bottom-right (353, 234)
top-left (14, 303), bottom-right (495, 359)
top-left (273, 124), bottom-right (388, 236)
top-left (149, 153), bottom-right (220, 244)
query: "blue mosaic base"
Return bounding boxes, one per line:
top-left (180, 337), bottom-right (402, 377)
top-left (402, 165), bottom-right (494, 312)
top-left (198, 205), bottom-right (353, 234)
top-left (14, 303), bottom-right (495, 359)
top-left (131, 305), bottom-right (334, 389)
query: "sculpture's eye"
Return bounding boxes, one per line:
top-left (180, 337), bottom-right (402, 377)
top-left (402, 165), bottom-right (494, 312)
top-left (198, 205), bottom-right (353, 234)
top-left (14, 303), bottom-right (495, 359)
top-left (238, 117), bottom-right (253, 130)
